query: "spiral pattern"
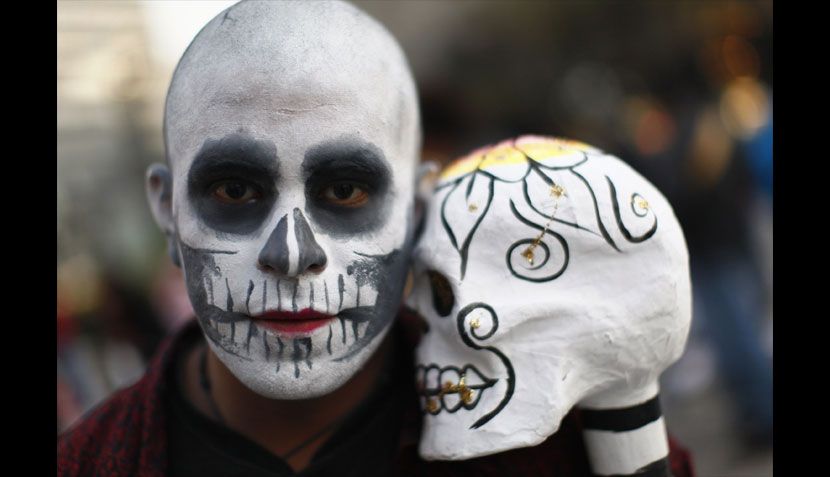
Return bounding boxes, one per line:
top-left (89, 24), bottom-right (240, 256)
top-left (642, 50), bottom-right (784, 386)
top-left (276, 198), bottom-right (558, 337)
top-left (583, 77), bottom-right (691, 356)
top-left (455, 303), bottom-right (515, 429)
top-left (506, 201), bottom-right (571, 283)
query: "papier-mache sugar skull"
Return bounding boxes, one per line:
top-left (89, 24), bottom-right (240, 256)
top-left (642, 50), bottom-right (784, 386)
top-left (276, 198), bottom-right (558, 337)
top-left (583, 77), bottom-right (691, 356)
top-left (407, 135), bottom-right (691, 463)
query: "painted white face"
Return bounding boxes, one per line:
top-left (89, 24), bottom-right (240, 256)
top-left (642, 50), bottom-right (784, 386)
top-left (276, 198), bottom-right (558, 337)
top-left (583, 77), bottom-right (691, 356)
top-left (407, 136), bottom-right (691, 459)
top-left (149, 1), bottom-right (420, 399)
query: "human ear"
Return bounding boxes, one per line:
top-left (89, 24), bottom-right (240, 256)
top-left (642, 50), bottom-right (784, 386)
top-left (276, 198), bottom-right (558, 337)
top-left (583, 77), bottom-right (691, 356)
top-left (145, 163), bottom-right (181, 267)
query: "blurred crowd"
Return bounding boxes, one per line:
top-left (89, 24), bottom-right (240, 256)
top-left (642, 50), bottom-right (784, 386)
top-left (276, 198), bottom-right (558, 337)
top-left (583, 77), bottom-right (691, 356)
top-left (57, 0), bottom-right (772, 466)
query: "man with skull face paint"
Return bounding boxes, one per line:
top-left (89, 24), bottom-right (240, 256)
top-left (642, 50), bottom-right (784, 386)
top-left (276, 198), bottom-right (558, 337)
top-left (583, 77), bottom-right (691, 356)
top-left (60, 2), bottom-right (421, 475)
top-left (58, 2), bottom-right (694, 476)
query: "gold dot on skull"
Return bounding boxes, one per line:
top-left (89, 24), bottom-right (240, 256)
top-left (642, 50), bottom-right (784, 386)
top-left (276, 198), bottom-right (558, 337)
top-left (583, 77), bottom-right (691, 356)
top-left (468, 203), bottom-right (478, 212)
top-left (521, 247), bottom-right (535, 265)
top-left (470, 317), bottom-right (481, 329)
top-left (426, 398), bottom-right (438, 412)
top-left (636, 197), bottom-right (650, 209)
top-left (550, 184), bottom-right (566, 198)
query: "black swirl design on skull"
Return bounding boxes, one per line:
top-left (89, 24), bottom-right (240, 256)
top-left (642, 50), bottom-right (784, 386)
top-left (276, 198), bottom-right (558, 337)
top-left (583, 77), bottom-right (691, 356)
top-left (506, 200), bottom-right (569, 282)
top-left (608, 177), bottom-right (658, 243)
top-left (439, 175), bottom-right (494, 280)
top-left (437, 138), bottom-right (659, 283)
top-left (455, 302), bottom-right (515, 429)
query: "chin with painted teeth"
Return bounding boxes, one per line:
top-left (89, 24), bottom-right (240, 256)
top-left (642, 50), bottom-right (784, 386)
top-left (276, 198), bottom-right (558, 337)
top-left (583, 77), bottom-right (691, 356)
top-left (169, 219), bottom-right (413, 399)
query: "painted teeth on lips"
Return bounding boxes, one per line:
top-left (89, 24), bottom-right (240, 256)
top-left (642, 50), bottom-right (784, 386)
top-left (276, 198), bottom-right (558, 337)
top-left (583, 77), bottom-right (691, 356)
top-left (252, 308), bottom-right (336, 335)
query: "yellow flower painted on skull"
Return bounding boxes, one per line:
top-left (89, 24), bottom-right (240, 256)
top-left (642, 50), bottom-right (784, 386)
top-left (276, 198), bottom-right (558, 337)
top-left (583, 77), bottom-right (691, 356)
top-left (433, 134), bottom-right (656, 282)
top-left (440, 135), bottom-right (602, 184)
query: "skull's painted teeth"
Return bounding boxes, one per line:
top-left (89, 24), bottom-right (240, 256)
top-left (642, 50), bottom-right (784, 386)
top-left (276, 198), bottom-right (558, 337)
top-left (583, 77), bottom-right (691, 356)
top-left (263, 330), bottom-right (270, 361)
top-left (245, 320), bottom-right (258, 354)
top-left (442, 391), bottom-right (461, 412)
top-left (262, 279), bottom-right (267, 314)
top-left (309, 282), bottom-right (314, 309)
top-left (337, 274), bottom-right (345, 311)
top-left (245, 280), bottom-right (255, 313)
top-left (206, 276), bottom-right (215, 306)
top-left (276, 337), bottom-right (284, 372)
top-left (415, 363), bottom-right (497, 396)
top-left (324, 281), bottom-right (330, 314)
top-left (424, 366), bottom-right (440, 391)
top-left (439, 368), bottom-right (461, 389)
top-left (339, 317), bottom-right (347, 344)
top-left (292, 337), bottom-right (313, 378)
top-left (292, 280), bottom-right (299, 312)
top-left (461, 365), bottom-right (490, 387)
top-left (424, 396), bottom-right (440, 414)
top-left (225, 278), bottom-right (234, 312)
top-left (352, 319), bottom-right (360, 341)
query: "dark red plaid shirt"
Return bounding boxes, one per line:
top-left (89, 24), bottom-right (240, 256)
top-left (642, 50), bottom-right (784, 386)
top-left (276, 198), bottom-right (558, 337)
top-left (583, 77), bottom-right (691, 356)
top-left (58, 320), bottom-right (694, 477)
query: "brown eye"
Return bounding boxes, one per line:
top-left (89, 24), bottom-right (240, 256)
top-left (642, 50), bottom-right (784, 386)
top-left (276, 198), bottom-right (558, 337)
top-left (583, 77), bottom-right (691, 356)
top-left (213, 181), bottom-right (260, 204)
top-left (321, 182), bottom-right (369, 207)
top-left (427, 270), bottom-right (455, 317)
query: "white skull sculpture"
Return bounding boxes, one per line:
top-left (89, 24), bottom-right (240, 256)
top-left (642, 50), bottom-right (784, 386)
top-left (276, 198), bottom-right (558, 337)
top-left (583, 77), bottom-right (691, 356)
top-left (407, 136), bottom-right (691, 463)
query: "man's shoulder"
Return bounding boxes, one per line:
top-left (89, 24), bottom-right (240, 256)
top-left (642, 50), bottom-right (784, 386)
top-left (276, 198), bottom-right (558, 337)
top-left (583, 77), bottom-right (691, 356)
top-left (57, 321), bottom-right (196, 477)
top-left (58, 377), bottom-right (157, 476)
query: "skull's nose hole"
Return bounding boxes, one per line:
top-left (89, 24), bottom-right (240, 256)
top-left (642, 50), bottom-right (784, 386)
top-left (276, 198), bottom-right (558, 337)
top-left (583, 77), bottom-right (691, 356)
top-left (258, 213), bottom-right (291, 274)
top-left (306, 262), bottom-right (326, 274)
top-left (292, 208), bottom-right (327, 276)
top-left (427, 270), bottom-right (455, 317)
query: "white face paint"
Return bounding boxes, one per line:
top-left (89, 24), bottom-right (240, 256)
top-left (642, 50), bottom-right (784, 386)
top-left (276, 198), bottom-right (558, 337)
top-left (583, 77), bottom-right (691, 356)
top-left (407, 136), bottom-right (691, 460)
top-left (147, 0), bottom-right (420, 399)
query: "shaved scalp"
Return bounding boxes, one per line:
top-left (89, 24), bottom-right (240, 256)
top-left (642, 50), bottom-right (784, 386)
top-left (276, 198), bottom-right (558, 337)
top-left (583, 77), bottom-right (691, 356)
top-left (164, 0), bottom-right (420, 174)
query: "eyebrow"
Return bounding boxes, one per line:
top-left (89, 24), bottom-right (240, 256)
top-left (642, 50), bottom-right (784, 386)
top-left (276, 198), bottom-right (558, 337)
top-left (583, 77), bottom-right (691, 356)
top-left (189, 133), bottom-right (279, 178)
top-left (302, 137), bottom-right (391, 180)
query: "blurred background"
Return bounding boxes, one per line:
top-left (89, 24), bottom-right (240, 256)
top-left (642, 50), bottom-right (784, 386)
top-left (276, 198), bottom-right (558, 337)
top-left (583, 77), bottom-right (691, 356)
top-left (57, 1), bottom-right (772, 474)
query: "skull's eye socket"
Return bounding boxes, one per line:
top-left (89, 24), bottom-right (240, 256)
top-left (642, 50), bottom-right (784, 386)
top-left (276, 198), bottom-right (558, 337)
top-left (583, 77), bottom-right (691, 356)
top-left (427, 270), bottom-right (454, 317)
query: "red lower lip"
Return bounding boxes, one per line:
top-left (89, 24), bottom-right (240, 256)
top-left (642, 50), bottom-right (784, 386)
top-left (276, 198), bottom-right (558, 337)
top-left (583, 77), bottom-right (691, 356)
top-left (252, 309), bottom-right (335, 334)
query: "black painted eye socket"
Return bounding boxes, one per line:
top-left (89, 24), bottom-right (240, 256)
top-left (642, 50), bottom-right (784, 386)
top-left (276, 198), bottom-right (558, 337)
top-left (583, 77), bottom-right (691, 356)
top-left (427, 270), bottom-right (455, 317)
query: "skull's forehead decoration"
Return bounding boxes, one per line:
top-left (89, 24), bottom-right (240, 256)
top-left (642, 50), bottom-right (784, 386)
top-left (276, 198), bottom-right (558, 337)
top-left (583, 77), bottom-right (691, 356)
top-left (408, 135), bottom-right (691, 461)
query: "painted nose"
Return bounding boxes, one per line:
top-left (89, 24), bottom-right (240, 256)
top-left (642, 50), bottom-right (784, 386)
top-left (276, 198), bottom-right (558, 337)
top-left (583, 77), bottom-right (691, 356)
top-left (258, 208), bottom-right (327, 276)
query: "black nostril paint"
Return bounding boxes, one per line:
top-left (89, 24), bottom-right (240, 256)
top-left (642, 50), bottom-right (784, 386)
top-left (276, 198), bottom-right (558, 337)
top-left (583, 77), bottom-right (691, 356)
top-left (257, 209), bottom-right (327, 276)
top-left (294, 208), bottom-right (327, 275)
top-left (258, 214), bottom-right (290, 274)
top-left (307, 263), bottom-right (326, 274)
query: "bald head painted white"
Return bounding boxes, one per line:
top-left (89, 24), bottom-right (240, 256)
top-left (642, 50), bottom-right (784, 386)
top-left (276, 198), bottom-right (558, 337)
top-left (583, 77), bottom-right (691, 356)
top-left (164, 0), bottom-right (420, 174)
top-left (146, 0), bottom-right (421, 400)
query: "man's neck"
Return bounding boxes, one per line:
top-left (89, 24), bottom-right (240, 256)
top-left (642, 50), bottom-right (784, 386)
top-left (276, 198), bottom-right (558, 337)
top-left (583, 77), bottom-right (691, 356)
top-left (181, 334), bottom-right (394, 472)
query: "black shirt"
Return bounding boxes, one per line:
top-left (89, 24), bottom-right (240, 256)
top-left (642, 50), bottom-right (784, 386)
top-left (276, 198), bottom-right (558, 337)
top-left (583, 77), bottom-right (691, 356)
top-left (164, 324), bottom-right (410, 477)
